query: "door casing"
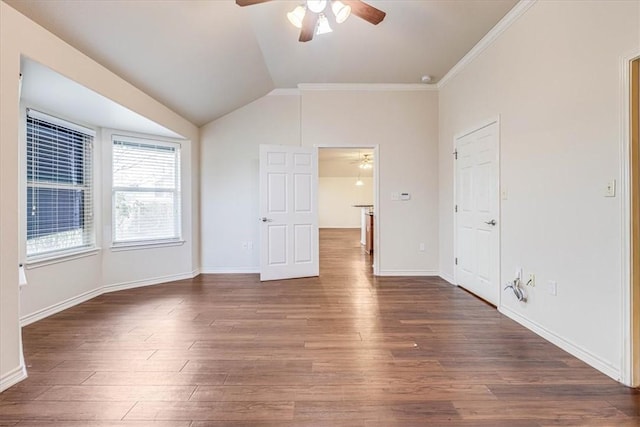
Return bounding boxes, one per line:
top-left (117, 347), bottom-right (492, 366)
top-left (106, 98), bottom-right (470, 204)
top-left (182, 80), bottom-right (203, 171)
top-left (315, 144), bottom-right (380, 276)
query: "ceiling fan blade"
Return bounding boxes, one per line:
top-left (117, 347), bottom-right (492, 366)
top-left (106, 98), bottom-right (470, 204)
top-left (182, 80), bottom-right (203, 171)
top-left (235, 0), bottom-right (272, 6)
top-left (299, 12), bottom-right (318, 42)
top-left (343, 0), bottom-right (386, 25)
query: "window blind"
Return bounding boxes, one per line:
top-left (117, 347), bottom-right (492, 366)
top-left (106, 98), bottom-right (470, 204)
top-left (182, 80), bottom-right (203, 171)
top-left (26, 109), bottom-right (95, 258)
top-left (112, 137), bottom-right (181, 244)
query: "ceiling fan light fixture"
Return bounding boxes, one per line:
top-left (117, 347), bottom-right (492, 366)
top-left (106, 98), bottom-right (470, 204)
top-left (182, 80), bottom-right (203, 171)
top-left (287, 5), bottom-right (306, 29)
top-left (331, 0), bottom-right (351, 23)
top-left (306, 0), bottom-right (327, 13)
top-left (316, 13), bottom-right (333, 35)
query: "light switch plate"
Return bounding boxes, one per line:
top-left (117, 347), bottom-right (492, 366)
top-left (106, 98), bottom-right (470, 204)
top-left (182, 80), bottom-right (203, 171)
top-left (605, 180), bottom-right (616, 197)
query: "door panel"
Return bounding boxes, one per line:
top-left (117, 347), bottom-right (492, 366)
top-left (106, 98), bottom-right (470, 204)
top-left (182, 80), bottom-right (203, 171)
top-left (294, 174), bottom-right (312, 212)
top-left (455, 121), bottom-right (500, 305)
top-left (260, 144), bottom-right (318, 281)
top-left (268, 225), bottom-right (287, 265)
top-left (294, 224), bottom-right (312, 263)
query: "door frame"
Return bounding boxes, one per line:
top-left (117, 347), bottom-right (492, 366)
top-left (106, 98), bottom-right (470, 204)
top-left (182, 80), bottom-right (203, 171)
top-left (315, 144), bottom-right (380, 276)
top-left (453, 116), bottom-right (501, 306)
top-left (621, 52), bottom-right (640, 387)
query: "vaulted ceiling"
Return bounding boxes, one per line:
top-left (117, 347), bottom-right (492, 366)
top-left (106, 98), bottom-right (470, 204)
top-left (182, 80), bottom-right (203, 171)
top-left (5, 0), bottom-right (518, 127)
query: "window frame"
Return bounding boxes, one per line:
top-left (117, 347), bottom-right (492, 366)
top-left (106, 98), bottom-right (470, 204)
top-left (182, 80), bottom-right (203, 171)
top-left (24, 108), bottom-right (97, 264)
top-left (110, 134), bottom-right (183, 248)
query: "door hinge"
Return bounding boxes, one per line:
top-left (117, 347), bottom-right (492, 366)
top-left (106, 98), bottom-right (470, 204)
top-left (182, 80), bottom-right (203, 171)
top-left (454, 204), bottom-right (458, 213)
top-left (453, 149), bottom-right (458, 160)
top-left (455, 257), bottom-right (458, 265)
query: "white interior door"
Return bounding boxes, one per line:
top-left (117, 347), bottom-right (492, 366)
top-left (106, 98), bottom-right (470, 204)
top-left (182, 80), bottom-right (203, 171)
top-left (259, 144), bottom-right (318, 281)
top-left (455, 121), bottom-right (500, 304)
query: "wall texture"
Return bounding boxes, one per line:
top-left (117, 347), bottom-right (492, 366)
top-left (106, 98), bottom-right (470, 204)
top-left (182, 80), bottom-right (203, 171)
top-left (438, 0), bottom-right (640, 379)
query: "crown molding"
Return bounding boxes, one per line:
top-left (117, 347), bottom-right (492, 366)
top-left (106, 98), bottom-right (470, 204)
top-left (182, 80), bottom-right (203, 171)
top-left (267, 88), bottom-right (300, 96)
top-left (297, 83), bottom-right (438, 92)
top-left (437, 0), bottom-right (538, 90)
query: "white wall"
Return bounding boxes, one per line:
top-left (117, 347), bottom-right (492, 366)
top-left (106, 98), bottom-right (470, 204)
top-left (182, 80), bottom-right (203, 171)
top-left (200, 88), bottom-right (439, 275)
top-left (200, 92), bottom-right (300, 273)
top-left (438, 0), bottom-right (640, 380)
top-left (319, 177), bottom-right (373, 228)
top-left (302, 89), bottom-right (440, 275)
top-left (0, 2), bottom-right (199, 391)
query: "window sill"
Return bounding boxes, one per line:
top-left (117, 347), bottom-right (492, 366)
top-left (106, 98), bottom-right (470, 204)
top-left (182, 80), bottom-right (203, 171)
top-left (111, 240), bottom-right (185, 252)
top-left (26, 247), bottom-right (101, 269)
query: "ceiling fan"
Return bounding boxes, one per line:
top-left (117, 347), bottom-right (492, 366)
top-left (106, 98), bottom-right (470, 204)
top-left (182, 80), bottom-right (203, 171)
top-left (350, 153), bottom-right (373, 169)
top-left (235, 0), bottom-right (386, 42)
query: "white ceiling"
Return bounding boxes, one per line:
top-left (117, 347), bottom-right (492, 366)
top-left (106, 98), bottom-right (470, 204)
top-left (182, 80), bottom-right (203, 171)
top-left (21, 58), bottom-right (183, 139)
top-left (5, 0), bottom-right (518, 127)
top-left (319, 148), bottom-right (374, 177)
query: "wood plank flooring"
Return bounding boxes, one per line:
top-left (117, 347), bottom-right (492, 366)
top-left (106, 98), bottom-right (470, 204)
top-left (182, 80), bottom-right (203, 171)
top-left (1, 228), bottom-right (639, 425)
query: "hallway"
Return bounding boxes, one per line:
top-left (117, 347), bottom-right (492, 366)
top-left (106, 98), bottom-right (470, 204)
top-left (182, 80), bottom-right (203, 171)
top-left (0, 229), bottom-right (638, 425)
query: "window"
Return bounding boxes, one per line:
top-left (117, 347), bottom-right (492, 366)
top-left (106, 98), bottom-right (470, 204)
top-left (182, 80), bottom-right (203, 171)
top-left (112, 136), bottom-right (181, 245)
top-left (26, 109), bottom-right (95, 259)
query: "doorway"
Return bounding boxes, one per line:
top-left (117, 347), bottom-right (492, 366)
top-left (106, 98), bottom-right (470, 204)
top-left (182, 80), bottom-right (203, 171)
top-left (317, 147), bottom-right (378, 274)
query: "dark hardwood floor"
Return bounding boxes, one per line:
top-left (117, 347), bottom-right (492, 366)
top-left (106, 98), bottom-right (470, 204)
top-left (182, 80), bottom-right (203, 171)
top-left (1, 228), bottom-right (639, 425)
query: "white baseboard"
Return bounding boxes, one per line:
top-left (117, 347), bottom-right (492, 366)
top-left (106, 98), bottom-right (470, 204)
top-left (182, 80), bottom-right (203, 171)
top-left (319, 226), bottom-right (360, 229)
top-left (21, 287), bottom-right (103, 327)
top-left (20, 270), bottom-right (200, 327)
top-left (102, 271), bottom-right (197, 293)
top-left (499, 305), bottom-right (621, 382)
top-left (376, 270), bottom-right (439, 277)
top-left (200, 267), bottom-right (260, 274)
top-left (439, 272), bottom-right (455, 284)
top-left (0, 364), bottom-right (27, 393)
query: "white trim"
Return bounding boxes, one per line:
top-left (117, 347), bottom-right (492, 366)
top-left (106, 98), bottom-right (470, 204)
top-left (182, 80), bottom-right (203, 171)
top-left (500, 306), bottom-right (621, 381)
top-left (20, 287), bottom-right (103, 326)
top-left (0, 364), bottom-right (28, 393)
top-left (25, 248), bottom-right (100, 269)
top-left (298, 83), bottom-right (437, 92)
top-left (437, 0), bottom-right (537, 89)
top-left (377, 270), bottom-right (439, 277)
top-left (101, 271), bottom-right (195, 294)
top-left (20, 270), bottom-right (200, 327)
top-left (319, 226), bottom-right (361, 229)
top-left (268, 88), bottom-right (300, 96)
top-left (200, 267), bottom-right (260, 274)
top-left (439, 272), bottom-right (455, 284)
top-left (620, 50), bottom-right (640, 387)
top-left (111, 240), bottom-right (185, 252)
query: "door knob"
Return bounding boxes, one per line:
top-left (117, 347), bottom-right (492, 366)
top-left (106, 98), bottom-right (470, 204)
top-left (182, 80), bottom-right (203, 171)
top-left (259, 217), bottom-right (273, 223)
top-left (485, 219), bottom-right (497, 226)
